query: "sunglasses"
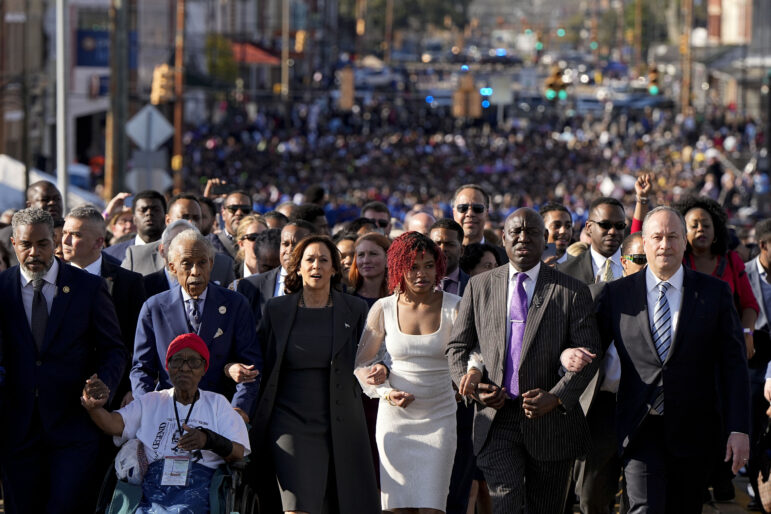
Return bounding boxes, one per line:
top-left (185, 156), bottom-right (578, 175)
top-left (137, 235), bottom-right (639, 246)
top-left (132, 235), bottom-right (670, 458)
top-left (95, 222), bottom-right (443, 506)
top-left (240, 233), bottom-right (260, 242)
top-left (225, 204), bottom-right (252, 215)
top-left (168, 357), bottom-right (205, 370)
top-left (623, 254), bottom-right (647, 265)
top-left (366, 218), bottom-right (389, 228)
top-left (589, 220), bottom-right (626, 231)
top-left (455, 203), bottom-right (486, 214)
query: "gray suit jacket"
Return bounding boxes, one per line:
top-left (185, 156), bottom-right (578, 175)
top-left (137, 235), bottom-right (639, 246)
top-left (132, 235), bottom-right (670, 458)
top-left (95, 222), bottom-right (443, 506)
top-left (446, 264), bottom-right (601, 460)
top-left (557, 250), bottom-right (594, 285)
top-left (747, 257), bottom-right (768, 331)
top-left (446, 263), bottom-right (601, 461)
top-left (121, 240), bottom-right (236, 286)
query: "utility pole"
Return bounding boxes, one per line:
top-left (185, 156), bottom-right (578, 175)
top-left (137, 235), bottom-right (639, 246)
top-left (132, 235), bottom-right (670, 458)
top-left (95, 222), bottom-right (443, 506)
top-left (0, 0), bottom-right (6, 158)
top-left (280, 0), bottom-right (289, 100)
top-left (172, 0), bottom-right (185, 194)
top-left (681, 0), bottom-right (693, 115)
top-left (384, 0), bottom-right (393, 64)
top-left (56, 0), bottom-right (69, 213)
top-left (21, 0), bottom-right (30, 191)
top-left (634, 0), bottom-right (642, 76)
top-left (105, 0), bottom-right (128, 199)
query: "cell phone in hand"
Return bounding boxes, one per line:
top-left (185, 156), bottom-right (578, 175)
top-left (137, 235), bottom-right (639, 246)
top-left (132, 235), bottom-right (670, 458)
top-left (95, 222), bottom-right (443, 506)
top-left (124, 195), bottom-right (133, 208)
top-left (541, 242), bottom-right (557, 259)
top-left (211, 183), bottom-right (236, 196)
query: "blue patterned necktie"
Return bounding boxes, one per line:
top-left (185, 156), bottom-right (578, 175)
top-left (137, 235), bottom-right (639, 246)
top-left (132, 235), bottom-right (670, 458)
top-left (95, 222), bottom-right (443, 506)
top-left (504, 273), bottom-right (528, 399)
top-left (651, 281), bottom-right (671, 414)
top-left (186, 298), bottom-right (201, 334)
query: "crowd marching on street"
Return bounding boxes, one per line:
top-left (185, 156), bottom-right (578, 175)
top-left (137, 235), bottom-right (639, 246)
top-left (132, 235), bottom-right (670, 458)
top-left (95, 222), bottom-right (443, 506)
top-left (0, 96), bottom-right (770, 514)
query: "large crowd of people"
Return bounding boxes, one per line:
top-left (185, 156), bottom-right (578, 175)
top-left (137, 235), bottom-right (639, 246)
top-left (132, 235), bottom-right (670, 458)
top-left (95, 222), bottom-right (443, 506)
top-left (0, 98), bottom-right (769, 514)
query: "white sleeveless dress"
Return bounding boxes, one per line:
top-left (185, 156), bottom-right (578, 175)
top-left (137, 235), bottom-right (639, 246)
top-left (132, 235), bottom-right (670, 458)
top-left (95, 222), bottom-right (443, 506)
top-left (376, 292), bottom-right (459, 511)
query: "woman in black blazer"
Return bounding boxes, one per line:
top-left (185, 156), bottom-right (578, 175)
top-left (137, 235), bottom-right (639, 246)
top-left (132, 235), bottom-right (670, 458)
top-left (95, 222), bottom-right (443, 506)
top-left (251, 235), bottom-right (379, 514)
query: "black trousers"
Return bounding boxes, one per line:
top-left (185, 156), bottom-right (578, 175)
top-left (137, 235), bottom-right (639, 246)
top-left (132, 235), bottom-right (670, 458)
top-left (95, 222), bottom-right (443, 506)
top-left (623, 415), bottom-right (711, 514)
top-left (476, 400), bottom-right (573, 514)
top-left (0, 411), bottom-right (101, 514)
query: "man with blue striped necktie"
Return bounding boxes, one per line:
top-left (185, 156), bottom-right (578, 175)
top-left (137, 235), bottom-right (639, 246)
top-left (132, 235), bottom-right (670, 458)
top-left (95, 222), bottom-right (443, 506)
top-left (595, 206), bottom-right (750, 513)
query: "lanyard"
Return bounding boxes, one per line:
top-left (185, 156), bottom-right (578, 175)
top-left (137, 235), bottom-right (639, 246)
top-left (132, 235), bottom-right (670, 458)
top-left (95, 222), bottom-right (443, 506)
top-left (172, 390), bottom-right (198, 437)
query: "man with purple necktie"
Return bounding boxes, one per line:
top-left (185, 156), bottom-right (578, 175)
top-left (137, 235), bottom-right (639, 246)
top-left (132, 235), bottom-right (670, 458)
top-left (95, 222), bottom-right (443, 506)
top-left (447, 208), bottom-right (601, 514)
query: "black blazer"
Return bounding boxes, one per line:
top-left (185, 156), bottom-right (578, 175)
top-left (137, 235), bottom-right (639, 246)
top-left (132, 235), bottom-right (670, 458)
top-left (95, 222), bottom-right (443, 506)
top-left (595, 267), bottom-right (750, 457)
top-left (143, 269), bottom-right (170, 299)
top-left (252, 289), bottom-right (379, 513)
top-left (237, 266), bottom-right (280, 319)
top-left (557, 250), bottom-right (595, 285)
top-left (458, 269), bottom-right (470, 296)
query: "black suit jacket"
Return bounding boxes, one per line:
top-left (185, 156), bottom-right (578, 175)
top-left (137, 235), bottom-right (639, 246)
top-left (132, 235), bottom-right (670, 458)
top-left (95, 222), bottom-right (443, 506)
top-left (557, 250), bottom-right (595, 285)
top-left (458, 269), bottom-right (470, 296)
top-left (237, 267), bottom-right (280, 319)
top-left (595, 267), bottom-right (750, 457)
top-left (143, 269), bottom-right (169, 299)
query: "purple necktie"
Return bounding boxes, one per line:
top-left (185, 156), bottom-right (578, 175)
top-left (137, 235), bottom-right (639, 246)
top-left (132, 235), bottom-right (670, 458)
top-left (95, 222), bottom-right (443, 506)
top-left (504, 273), bottom-right (528, 398)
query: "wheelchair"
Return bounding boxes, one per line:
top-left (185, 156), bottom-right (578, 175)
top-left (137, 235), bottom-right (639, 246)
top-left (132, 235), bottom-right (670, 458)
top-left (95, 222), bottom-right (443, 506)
top-left (94, 457), bottom-right (259, 514)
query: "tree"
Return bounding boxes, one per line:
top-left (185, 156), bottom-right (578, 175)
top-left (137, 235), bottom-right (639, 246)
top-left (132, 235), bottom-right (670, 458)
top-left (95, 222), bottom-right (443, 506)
top-left (205, 34), bottom-right (237, 84)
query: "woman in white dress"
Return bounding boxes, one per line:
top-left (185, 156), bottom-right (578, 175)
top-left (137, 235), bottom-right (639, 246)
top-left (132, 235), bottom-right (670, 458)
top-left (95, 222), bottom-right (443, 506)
top-left (355, 231), bottom-right (459, 514)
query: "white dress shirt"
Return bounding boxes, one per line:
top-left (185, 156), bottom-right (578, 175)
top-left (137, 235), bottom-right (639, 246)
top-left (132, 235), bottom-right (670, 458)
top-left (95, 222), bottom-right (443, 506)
top-left (133, 235), bottom-right (149, 246)
top-left (243, 261), bottom-right (258, 279)
top-left (645, 265), bottom-right (684, 344)
top-left (506, 262), bottom-right (541, 344)
top-left (590, 247), bottom-right (623, 282)
top-left (181, 286), bottom-right (208, 315)
top-left (71, 255), bottom-right (103, 276)
top-left (20, 258), bottom-right (59, 327)
top-left (274, 267), bottom-right (288, 297)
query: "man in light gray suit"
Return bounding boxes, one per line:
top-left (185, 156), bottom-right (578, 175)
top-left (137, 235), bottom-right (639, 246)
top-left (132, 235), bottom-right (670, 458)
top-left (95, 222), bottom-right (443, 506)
top-left (446, 207), bottom-right (601, 514)
top-left (122, 193), bottom-right (235, 286)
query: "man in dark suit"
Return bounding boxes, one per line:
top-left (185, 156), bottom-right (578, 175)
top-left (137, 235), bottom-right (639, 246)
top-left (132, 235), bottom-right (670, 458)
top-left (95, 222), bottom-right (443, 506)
top-left (0, 208), bottom-right (127, 514)
top-left (236, 220), bottom-right (316, 320)
top-left (132, 228), bottom-right (262, 422)
top-left (123, 193), bottom-right (235, 286)
top-left (446, 208), bottom-right (601, 513)
top-left (62, 205), bottom-right (146, 407)
top-left (594, 206), bottom-right (750, 512)
top-left (103, 190), bottom-right (166, 261)
top-left (431, 218), bottom-right (472, 514)
top-left (452, 184), bottom-right (508, 263)
top-left (559, 197), bottom-right (626, 284)
top-left (743, 218), bottom-right (771, 507)
top-left (0, 180), bottom-right (64, 267)
top-left (209, 190), bottom-right (252, 260)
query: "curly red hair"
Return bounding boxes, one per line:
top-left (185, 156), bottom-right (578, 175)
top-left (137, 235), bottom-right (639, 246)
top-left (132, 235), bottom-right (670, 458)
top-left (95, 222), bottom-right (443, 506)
top-left (387, 231), bottom-right (447, 293)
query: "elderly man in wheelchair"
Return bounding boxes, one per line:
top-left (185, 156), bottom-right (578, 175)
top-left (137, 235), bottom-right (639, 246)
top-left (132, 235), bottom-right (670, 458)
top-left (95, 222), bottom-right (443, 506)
top-left (81, 333), bottom-right (250, 514)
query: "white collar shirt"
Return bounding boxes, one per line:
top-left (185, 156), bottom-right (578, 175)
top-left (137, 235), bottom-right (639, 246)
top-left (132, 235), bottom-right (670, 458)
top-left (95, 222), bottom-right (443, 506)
top-left (274, 267), bottom-right (288, 297)
top-left (645, 265), bottom-right (684, 342)
top-left (181, 286), bottom-right (208, 315)
top-left (590, 247), bottom-right (623, 282)
top-left (20, 258), bottom-right (59, 327)
top-left (506, 262), bottom-right (541, 343)
top-left (72, 255), bottom-right (103, 276)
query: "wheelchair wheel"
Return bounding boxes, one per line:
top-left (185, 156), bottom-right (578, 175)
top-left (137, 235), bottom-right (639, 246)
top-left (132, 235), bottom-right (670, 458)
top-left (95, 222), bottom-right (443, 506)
top-left (238, 483), bottom-right (260, 514)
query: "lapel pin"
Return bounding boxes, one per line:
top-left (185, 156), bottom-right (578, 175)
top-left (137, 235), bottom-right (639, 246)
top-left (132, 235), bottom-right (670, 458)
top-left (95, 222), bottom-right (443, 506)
top-left (62, 286), bottom-right (70, 293)
top-left (219, 305), bottom-right (226, 314)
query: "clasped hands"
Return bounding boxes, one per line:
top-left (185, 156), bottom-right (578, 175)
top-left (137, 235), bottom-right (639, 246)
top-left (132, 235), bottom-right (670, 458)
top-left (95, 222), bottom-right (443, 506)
top-left (366, 363), bottom-right (415, 408)
top-left (81, 374), bottom-right (110, 410)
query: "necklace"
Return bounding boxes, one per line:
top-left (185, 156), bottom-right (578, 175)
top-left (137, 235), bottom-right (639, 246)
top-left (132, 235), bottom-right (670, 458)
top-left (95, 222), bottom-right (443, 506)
top-left (299, 289), bottom-right (333, 308)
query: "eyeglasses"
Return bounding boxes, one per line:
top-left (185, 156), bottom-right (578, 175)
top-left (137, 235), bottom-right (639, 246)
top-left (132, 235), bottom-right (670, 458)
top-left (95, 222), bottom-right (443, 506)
top-left (168, 356), bottom-right (205, 369)
top-left (622, 254), bottom-right (647, 265)
top-left (589, 220), bottom-right (626, 231)
top-left (225, 204), bottom-right (252, 215)
top-left (366, 218), bottom-right (389, 228)
top-left (455, 203), bottom-right (486, 214)
top-left (240, 233), bottom-right (260, 242)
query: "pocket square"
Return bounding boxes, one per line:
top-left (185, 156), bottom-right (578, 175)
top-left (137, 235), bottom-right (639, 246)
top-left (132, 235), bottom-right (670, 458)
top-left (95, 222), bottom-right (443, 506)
top-left (214, 328), bottom-right (224, 339)
top-left (345, 322), bottom-right (351, 329)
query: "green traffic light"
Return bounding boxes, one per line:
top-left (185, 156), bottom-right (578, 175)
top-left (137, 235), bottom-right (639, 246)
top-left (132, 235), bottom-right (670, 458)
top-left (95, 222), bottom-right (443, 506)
top-left (558, 89), bottom-right (568, 100)
top-left (557, 28), bottom-right (566, 38)
top-left (535, 42), bottom-right (544, 51)
top-left (545, 89), bottom-right (557, 100)
top-left (590, 41), bottom-right (598, 50)
top-left (648, 85), bottom-right (659, 95)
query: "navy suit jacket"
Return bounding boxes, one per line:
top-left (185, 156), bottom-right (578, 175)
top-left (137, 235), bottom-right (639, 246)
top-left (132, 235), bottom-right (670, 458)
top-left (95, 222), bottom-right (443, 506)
top-left (143, 269), bottom-right (170, 299)
top-left (131, 283), bottom-right (262, 417)
top-left (458, 269), bottom-right (470, 296)
top-left (595, 267), bottom-right (750, 457)
top-left (0, 261), bottom-right (127, 448)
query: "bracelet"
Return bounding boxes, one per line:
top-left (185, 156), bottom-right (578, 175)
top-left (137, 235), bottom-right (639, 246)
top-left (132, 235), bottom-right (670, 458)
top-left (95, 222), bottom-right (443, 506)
top-left (744, 328), bottom-right (753, 335)
top-left (636, 196), bottom-right (649, 205)
top-left (384, 390), bottom-right (396, 406)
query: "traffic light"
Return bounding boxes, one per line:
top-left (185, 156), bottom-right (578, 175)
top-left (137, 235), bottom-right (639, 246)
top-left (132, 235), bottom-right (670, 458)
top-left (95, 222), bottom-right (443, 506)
top-left (544, 66), bottom-right (566, 101)
top-left (648, 66), bottom-right (660, 95)
top-left (150, 64), bottom-right (175, 105)
top-left (295, 30), bottom-right (306, 53)
top-left (452, 74), bottom-right (482, 119)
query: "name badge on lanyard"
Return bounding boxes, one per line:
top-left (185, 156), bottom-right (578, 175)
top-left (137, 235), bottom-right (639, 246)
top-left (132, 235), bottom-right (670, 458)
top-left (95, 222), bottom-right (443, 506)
top-left (161, 390), bottom-right (198, 487)
top-left (161, 455), bottom-right (192, 486)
